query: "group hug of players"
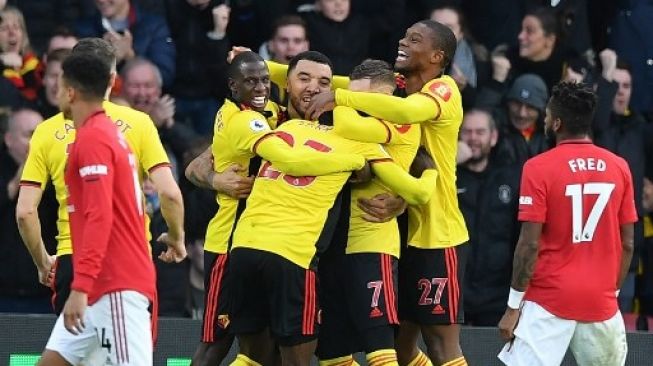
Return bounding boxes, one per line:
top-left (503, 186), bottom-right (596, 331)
top-left (19, 19), bottom-right (473, 366)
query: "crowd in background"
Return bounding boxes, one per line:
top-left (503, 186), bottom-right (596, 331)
top-left (1, 0), bottom-right (652, 331)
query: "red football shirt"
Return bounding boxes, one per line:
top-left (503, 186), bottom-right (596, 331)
top-left (65, 110), bottom-right (155, 305)
top-left (519, 139), bottom-right (638, 321)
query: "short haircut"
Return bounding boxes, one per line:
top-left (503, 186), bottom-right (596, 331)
top-left (121, 57), bottom-right (162, 87)
top-left (46, 48), bottom-right (71, 65)
top-left (228, 51), bottom-right (265, 80)
top-left (616, 59), bottom-right (632, 74)
top-left (525, 7), bottom-right (558, 37)
top-left (417, 19), bottom-right (457, 70)
top-left (287, 51), bottom-right (333, 76)
top-left (71, 38), bottom-right (117, 71)
top-left (62, 52), bottom-right (112, 101)
top-left (349, 59), bottom-right (395, 88)
top-left (549, 82), bottom-right (597, 136)
top-left (272, 15), bottom-right (307, 38)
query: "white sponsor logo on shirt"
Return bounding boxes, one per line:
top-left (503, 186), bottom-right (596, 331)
top-left (67, 205), bottom-right (75, 213)
top-left (79, 164), bottom-right (108, 178)
top-left (519, 196), bottom-right (533, 205)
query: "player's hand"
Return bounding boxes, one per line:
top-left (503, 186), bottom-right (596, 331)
top-left (349, 161), bottom-right (372, 184)
top-left (498, 308), bottom-right (521, 342)
top-left (358, 193), bottom-right (407, 223)
top-left (37, 255), bottom-right (56, 287)
top-left (227, 46), bottom-right (252, 63)
top-left (212, 164), bottom-right (254, 198)
top-left (306, 90), bottom-right (336, 120)
top-left (410, 146), bottom-right (436, 177)
top-left (63, 290), bottom-right (88, 335)
top-left (157, 232), bottom-right (187, 263)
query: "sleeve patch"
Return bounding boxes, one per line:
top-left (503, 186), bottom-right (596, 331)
top-left (250, 119), bottom-right (269, 132)
top-left (428, 81), bottom-right (451, 102)
top-left (394, 124), bottom-right (411, 134)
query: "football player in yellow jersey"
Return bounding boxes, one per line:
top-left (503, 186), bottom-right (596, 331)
top-left (307, 20), bottom-right (470, 366)
top-left (189, 51), bottom-right (370, 366)
top-left (16, 38), bottom-right (186, 328)
top-left (316, 60), bottom-right (422, 366)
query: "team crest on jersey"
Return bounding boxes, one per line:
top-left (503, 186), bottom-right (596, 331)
top-left (250, 119), bottom-right (268, 132)
top-left (498, 184), bottom-right (512, 204)
top-left (428, 81), bottom-right (451, 101)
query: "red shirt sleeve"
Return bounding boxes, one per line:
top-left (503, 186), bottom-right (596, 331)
top-left (71, 136), bottom-right (115, 294)
top-left (518, 160), bottom-right (548, 223)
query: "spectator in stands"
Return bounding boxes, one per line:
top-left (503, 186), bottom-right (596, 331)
top-left (592, 55), bottom-right (653, 313)
top-left (430, 4), bottom-right (490, 109)
top-left (43, 26), bottom-right (77, 59)
top-left (461, 0), bottom-right (524, 53)
top-left (259, 15), bottom-right (309, 65)
top-left (476, 73), bottom-right (550, 167)
top-left (35, 48), bottom-right (69, 119)
top-left (121, 57), bottom-right (197, 178)
top-left (302, 0), bottom-right (370, 74)
top-left (164, 0), bottom-right (230, 135)
top-left (0, 109), bottom-right (54, 314)
top-left (75, 0), bottom-right (176, 88)
top-left (0, 6), bottom-right (42, 103)
top-left (457, 109), bottom-right (521, 326)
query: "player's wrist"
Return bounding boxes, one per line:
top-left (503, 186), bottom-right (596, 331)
top-left (507, 287), bottom-right (525, 309)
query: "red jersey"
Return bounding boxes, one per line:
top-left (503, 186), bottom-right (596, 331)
top-left (519, 139), bottom-right (638, 321)
top-left (65, 110), bottom-right (155, 305)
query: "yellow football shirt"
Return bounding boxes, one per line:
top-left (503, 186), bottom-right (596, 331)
top-left (335, 75), bottom-right (469, 249)
top-left (333, 106), bottom-right (421, 257)
top-left (204, 99), bottom-right (283, 254)
top-left (231, 119), bottom-right (391, 269)
top-left (21, 101), bottom-right (170, 255)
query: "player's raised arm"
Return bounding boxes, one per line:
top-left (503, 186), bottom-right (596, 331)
top-left (253, 132), bottom-right (365, 176)
top-left (370, 160), bottom-right (437, 206)
top-left (333, 106), bottom-right (392, 143)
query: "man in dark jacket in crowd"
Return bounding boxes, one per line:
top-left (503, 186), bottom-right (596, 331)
top-left (457, 109), bottom-right (521, 326)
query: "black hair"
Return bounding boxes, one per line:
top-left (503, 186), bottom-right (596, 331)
top-left (417, 19), bottom-right (457, 69)
top-left (272, 14), bottom-right (307, 38)
top-left (61, 52), bottom-right (111, 101)
top-left (349, 59), bottom-right (395, 88)
top-left (228, 51), bottom-right (265, 80)
top-left (525, 7), bottom-right (558, 38)
top-left (46, 48), bottom-right (71, 65)
top-left (287, 50), bottom-right (333, 76)
top-left (616, 58), bottom-right (632, 74)
top-left (71, 38), bottom-right (116, 70)
top-left (549, 82), bottom-right (597, 136)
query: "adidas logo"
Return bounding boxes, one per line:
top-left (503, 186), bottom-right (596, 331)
top-left (432, 304), bottom-right (445, 315)
top-left (370, 307), bottom-right (384, 318)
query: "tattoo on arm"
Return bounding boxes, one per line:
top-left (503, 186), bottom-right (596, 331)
top-left (186, 148), bottom-right (215, 190)
top-left (510, 223), bottom-right (542, 291)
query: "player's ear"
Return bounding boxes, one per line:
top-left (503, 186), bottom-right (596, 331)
top-left (553, 117), bottom-right (562, 133)
top-left (430, 49), bottom-right (444, 66)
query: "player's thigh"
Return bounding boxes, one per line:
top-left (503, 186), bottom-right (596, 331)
top-left (44, 312), bottom-right (98, 365)
top-left (570, 311), bottom-right (627, 366)
top-left (228, 248), bottom-right (270, 335)
top-left (200, 251), bottom-right (232, 343)
top-left (498, 301), bottom-right (575, 366)
top-left (398, 245), bottom-right (466, 325)
top-left (88, 291), bottom-right (153, 366)
top-left (266, 252), bottom-right (318, 347)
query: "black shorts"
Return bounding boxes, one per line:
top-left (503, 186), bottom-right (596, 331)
top-left (228, 248), bottom-right (318, 347)
top-left (398, 244), bottom-right (468, 325)
top-left (317, 253), bottom-right (398, 358)
top-left (52, 254), bottom-right (73, 315)
top-left (201, 251), bottom-right (232, 342)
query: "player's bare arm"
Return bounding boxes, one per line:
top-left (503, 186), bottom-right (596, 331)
top-left (185, 146), bottom-right (254, 198)
top-left (149, 167), bottom-right (187, 263)
top-left (498, 222), bottom-right (543, 341)
top-left (16, 186), bottom-right (56, 286)
top-left (617, 224), bottom-right (634, 289)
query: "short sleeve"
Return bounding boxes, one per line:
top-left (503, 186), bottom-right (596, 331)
top-left (21, 127), bottom-right (50, 189)
top-left (137, 115), bottom-right (170, 173)
top-left (420, 77), bottom-right (462, 123)
top-left (518, 160), bottom-right (548, 223)
top-left (226, 110), bottom-right (273, 153)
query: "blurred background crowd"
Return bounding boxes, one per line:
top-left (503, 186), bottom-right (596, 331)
top-left (1, 0), bottom-right (652, 331)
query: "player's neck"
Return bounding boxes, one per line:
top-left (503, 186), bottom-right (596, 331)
top-left (404, 68), bottom-right (443, 94)
top-left (71, 102), bottom-right (105, 128)
top-left (557, 133), bottom-right (591, 145)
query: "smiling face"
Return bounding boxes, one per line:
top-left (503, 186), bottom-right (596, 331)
top-left (230, 60), bottom-right (271, 112)
top-left (287, 59), bottom-right (332, 118)
top-left (269, 24), bottom-right (309, 64)
top-left (460, 111), bottom-right (497, 164)
top-left (0, 10), bottom-right (26, 54)
top-left (395, 22), bottom-right (441, 74)
top-left (122, 63), bottom-right (161, 114)
top-left (518, 15), bottom-right (555, 61)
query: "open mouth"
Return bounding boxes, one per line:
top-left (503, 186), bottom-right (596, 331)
top-left (396, 50), bottom-right (408, 62)
top-left (250, 96), bottom-right (266, 108)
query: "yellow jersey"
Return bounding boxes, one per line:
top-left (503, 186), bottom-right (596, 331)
top-left (231, 119), bottom-right (391, 269)
top-left (204, 99), bottom-right (284, 254)
top-left (332, 106), bottom-right (421, 257)
top-left (335, 75), bottom-right (469, 249)
top-left (21, 101), bottom-right (170, 256)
